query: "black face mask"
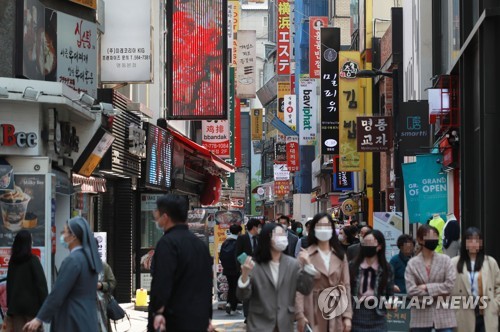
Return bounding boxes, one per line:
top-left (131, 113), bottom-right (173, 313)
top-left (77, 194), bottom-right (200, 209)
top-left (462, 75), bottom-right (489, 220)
top-left (361, 245), bottom-right (378, 258)
top-left (423, 239), bottom-right (439, 251)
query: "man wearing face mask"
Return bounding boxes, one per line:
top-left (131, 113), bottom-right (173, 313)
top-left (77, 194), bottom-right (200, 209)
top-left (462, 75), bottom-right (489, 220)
top-left (148, 195), bottom-right (214, 332)
top-left (405, 224), bottom-right (457, 331)
top-left (277, 215), bottom-right (299, 257)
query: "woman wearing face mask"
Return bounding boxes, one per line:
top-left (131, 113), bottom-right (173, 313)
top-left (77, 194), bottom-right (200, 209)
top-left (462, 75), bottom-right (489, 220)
top-left (450, 227), bottom-right (500, 332)
top-left (24, 217), bottom-right (102, 332)
top-left (237, 223), bottom-right (317, 332)
top-left (295, 212), bottom-right (352, 332)
top-left (405, 224), bottom-right (457, 332)
top-left (338, 226), bottom-right (359, 251)
top-left (350, 230), bottom-right (394, 331)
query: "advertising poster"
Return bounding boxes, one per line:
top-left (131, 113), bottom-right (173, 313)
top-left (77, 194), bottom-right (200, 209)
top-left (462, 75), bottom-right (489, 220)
top-left (187, 209), bottom-right (210, 247)
top-left (373, 212), bottom-right (403, 261)
top-left (0, 175), bottom-right (46, 247)
top-left (214, 210), bottom-right (243, 301)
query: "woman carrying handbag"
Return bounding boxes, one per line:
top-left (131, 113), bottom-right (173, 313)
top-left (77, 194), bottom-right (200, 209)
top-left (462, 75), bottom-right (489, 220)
top-left (451, 227), bottom-right (500, 332)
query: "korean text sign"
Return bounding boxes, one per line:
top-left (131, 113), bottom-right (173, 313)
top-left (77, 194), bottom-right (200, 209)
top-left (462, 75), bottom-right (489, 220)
top-left (357, 116), bottom-right (393, 152)
top-left (309, 17), bottom-right (328, 78)
top-left (202, 120), bottom-right (230, 158)
top-left (286, 136), bottom-right (300, 172)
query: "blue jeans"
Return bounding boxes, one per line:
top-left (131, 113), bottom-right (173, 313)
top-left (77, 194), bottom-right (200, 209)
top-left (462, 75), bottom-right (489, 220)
top-left (411, 329), bottom-right (454, 332)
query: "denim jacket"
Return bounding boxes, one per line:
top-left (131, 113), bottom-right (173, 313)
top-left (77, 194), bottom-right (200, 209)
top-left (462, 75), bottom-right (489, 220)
top-left (349, 261), bottom-right (395, 316)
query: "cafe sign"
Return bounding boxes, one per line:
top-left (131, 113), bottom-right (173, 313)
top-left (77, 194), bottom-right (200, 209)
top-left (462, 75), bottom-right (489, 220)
top-left (1, 124), bottom-right (38, 148)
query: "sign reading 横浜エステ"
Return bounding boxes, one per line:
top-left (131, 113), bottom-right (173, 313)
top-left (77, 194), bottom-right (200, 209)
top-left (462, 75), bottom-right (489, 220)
top-left (299, 78), bottom-right (317, 145)
top-left (402, 154), bottom-right (448, 224)
top-left (320, 27), bottom-right (341, 155)
top-left (277, 0), bottom-right (291, 75)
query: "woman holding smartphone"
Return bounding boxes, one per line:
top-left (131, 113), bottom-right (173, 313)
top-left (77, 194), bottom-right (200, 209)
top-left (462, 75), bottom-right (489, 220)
top-left (237, 223), bottom-right (317, 332)
top-left (295, 212), bottom-right (352, 332)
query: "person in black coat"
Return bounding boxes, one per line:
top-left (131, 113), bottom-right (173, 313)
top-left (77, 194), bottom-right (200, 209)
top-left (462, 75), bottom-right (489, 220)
top-left (6, 230), bottom-right (48, 331)
top-left (148, 194), bottom-right (214, 332)
top-left (220, 224), bottom-right (242, 314)
top-left (235, 218), bottom-right (261, 320)
top-left (277, 215), bottom-right (299, 257)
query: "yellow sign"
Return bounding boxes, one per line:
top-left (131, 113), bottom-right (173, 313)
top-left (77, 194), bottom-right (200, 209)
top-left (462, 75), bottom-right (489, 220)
top-left (231, 1), bottom-right (240, 67)
top-left (69, 0), bottom-right (97, 9)
top-left (339, 51), bottom-right (364, 172)
top-left (277, 81), bottom-right (290, 121)
top-left (251, 108), bottom-right (263, 140)
top-left (341, 199), bottom-right (359, 216)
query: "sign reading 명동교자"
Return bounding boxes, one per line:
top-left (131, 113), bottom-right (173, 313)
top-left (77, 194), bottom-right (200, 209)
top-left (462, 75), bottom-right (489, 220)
top-left (357, 116), bottom-right (393, 152)
top-left (339, 51), bottom-right (364, 171)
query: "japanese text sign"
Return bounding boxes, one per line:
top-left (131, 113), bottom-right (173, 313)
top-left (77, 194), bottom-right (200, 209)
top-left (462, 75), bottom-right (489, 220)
top-left (357, 116), bottom-right (393, 152)
top-left (277, 0), bottom-right (291, 75)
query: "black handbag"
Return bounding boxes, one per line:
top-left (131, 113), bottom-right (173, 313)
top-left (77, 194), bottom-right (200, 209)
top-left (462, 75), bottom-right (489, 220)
top-left (106, 295), bottom-right (126, 321)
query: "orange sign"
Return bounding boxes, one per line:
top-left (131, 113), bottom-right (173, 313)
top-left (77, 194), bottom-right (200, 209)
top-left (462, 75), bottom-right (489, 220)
top-left (70, 0), bottom-right (97, 9)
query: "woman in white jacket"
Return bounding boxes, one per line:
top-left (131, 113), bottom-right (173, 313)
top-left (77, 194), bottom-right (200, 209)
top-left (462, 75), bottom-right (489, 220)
top-left (451, 227), bottom-right (500, 332)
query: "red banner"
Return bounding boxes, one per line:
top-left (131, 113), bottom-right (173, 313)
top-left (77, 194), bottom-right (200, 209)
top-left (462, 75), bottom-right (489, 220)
top-left (277, 0), bottom-right (291, 75)
top-left (309, 17), bottom-right (328, 78)
top-left (274, 180), bottom-right (290, 196)
top-left (286, 136), bottom-right (300, 172)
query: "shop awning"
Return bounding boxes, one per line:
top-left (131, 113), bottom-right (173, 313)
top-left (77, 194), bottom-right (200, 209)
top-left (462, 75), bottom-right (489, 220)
top-left (72, 174), bottom-right (107, 193)
top-left (168, 128), bottom-right (235, 173)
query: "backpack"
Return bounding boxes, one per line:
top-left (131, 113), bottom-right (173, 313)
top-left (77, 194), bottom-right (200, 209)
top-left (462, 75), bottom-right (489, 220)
top-left (220, 238), bottom-right (237, 273)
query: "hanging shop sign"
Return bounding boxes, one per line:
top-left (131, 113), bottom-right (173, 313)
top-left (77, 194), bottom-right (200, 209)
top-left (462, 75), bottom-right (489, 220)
top-left (274, 180), bottom-right (290, 197)
top-left (273, 164), bottom-right (290, 181)
top-left (299, 78), bottom-right (317, 145)
top-left (277, 0), bottom-right (291, 75)
top-left (286, 136), bottom-right (300, 172)
top-left (275, 142), bottom-right (287, 163)
top-left (341, 198), bottom-right (359, 217)
top-left (202, 120), bottom-right (230, 158)
top-left (332, 156), bottom-right (354, 192)
top-left (357, 116), bottom-right (393, 152)
top-left (73, 128), bottom-right (115, 177)
top-left (398, 101), bottom-right (430, 157)
top-left (236, 30), bottom-right (257, 98)
top-left (251, 108), bottom-right (263, 141)
top-left (320, 27), bottom-right (341, 155)
top-left (143, 123), bottom-right (174, 190)
top-left (284, 94), bottom-right (297, 130)
top-left (309, 17), bottom-right (328, 78)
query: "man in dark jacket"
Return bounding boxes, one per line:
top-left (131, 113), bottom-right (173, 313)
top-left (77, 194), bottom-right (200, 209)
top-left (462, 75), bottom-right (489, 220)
top-left (148, 194), bottom-right (213, 332)
top-left (278, 215), bottom-right (299, 257)
top-left (220, 224), bottom-right (242, 314)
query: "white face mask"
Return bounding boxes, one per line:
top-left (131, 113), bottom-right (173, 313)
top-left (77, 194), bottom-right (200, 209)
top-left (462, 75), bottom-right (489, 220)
top-left (155, 221), bottom-right (164, 231)
top-left (337, 234), bottom-right (345, 243)
top-left (272, 236), bottom-right (288, 252)
top-left (315, 229), bottom-right (333, 242)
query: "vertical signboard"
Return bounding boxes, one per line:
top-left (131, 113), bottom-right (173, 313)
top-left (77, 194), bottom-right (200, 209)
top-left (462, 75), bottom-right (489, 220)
top-left (277, 0), bottom-right (291, 75)
top-left (398, 101), bottom-right (430, 157)
top-left (168, 0), bottom-right (226, 119)
top-left (230, 1), bottom-right (240, 66)
top-left (320, 28), bottom-right (341, 155)
top-left (339, 52), bottom-right (363, 171)
top-left (299, 78), bottom-right (317, 145)
top-left (284, 94), bottom-right (297, 130)
top-left (201, 120), bottom-right (230, 158)
top-left (275, 142), bottom-right (287, 163)
top-left (226, 67), bottom-right (236, 189)
top-left (277, 81), bottom-right (291, 121)
top-left (236, 30), bottom-right (256, 98)
top-left (332, 155), bottom-right (354, 191)
top-left (100, 0), bottom-right (152, 83)
top-left (234, 98), bottom-right (242, 167)
top-left (251, 108), bottom-right (263, 140)
top-left (309, 17), bottom-right (329, 78)
top-left (286, 136), bottom-right (300, 172)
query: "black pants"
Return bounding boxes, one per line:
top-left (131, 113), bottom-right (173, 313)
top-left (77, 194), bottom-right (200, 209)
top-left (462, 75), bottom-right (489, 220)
top-left (225, 274), bottom-right (239, 311)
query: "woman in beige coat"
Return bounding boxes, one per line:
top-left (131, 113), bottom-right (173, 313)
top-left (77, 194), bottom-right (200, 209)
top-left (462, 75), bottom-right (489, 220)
top-left (295, 212), bottom-right (352, 332)
top-left (451, 227), bottom-right (500, 332)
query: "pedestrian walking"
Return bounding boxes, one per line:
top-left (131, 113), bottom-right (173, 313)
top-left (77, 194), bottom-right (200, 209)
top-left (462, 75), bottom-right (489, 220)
top-left (24, 217), bottom-right (103, 332)
top-left (236, 223), bottom-right (316, 332)
top-left (346, 225), bottom-right (372, 262)
top-left (294, 218), bottom-right (312, 257)
top-left (235, 218), bottom-right (261, 320)
top-left (405, 224), bottom-right (457, 332)
top-left (148, 194), bottom-right (214, 332)
top-left (390, 234), bottom-right (415, 294)
top-left (219, 224), bottom-right (242, 315)
top-left (339, 225), bottom-right (359, 252)
top-left (5, 230), bottom-right (47, 332)
top-left (291, 221), bottom-right (304, 238)
top-left (96, 245), bottom-right (117, 332)
top-left (350, 229), bottom-right (394, 332)
top-left (442, 213), bottom-right (460, 258)
top-left (277, 215), bottom-right (299, 256)
top-left (451, 227), bottom-right (500, 332)
top-left (295, 212), bottom-right (352, 332)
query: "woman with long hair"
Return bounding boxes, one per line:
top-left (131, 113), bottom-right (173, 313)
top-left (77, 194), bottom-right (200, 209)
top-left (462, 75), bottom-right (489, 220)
top-left (350, 229), bottom-right (394, 331)
top-left (24, 217), bottom-right (103, 332)
top-left (237, 223), bottom-right (316, 332)
top-left (295, 212), bottom-right (352, 332)
top-left (451, 227), bottom-right (500, 332)
top-left (405, 224), bottom-right (456, 332)
top-left (5, 230), bottom-right (47, 331)
top-left (339, 225), bottom-right (359, 251)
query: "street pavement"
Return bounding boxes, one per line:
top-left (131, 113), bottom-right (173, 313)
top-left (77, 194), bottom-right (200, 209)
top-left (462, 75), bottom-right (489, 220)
top-left (113, 303), bottom-right (246, 332)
